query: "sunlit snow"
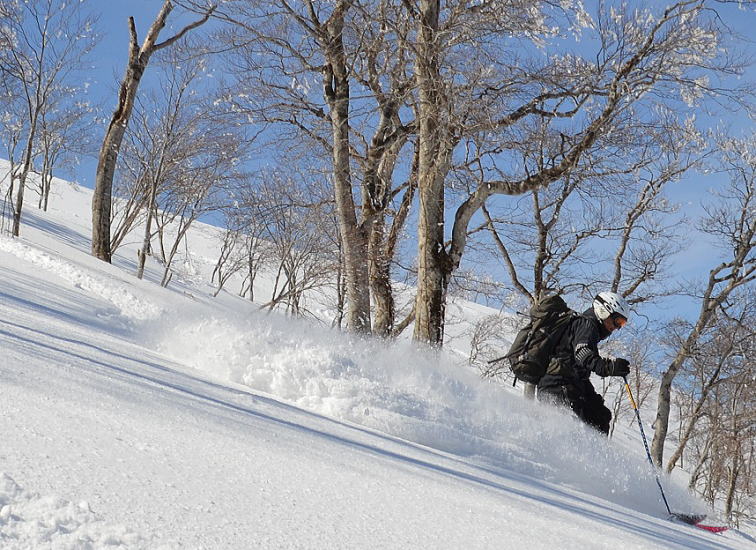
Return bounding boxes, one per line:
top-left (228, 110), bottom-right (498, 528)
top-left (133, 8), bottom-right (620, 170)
top-left (1, 166), bottom-right (752, 548)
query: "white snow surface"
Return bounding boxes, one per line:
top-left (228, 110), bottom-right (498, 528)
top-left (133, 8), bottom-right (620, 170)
top-left (1, 173), bottom-right (754, 549)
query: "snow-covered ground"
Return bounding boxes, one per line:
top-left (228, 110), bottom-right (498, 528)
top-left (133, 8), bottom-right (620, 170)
top-left (1, 172), bottom-right (754, 549)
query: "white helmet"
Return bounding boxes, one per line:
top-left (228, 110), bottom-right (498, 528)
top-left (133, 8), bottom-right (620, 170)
top-left (593, 291), bottom-right (630, 322)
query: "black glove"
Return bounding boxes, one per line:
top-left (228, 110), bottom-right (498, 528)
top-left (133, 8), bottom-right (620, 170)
top-left (609, 358), bottom-right (630, 377)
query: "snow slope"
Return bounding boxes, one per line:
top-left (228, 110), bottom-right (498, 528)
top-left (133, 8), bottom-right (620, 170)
top-left (1, 174), bottom-right (754, 549)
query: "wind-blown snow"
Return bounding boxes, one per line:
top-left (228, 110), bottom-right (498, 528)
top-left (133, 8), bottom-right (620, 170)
top-left (1, 167), bottom-right (753, 548)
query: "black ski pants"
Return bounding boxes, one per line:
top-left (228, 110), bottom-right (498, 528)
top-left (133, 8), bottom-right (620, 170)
top-left (538, 380), bottom-right (611, 435)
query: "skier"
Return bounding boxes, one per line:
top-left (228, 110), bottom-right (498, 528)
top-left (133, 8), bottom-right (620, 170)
top-left (537, 291), bottom-right (631, 434)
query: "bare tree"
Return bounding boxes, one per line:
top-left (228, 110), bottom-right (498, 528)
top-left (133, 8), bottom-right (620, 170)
top-left (0, 92), bottom-right (25, 231)
top-left (211, 228), bottom-right (245, 297)
top-left (91, 0), bottom-right (215, 262)
top-left (211, 203), bottom-right (269, 299)
top-left (411, 0), bottom-right (448, 345)
top-left (687, 360), bottom-right (755, 525)
top-left (35, 100), bottom-right (97, 212)
top-left (651, 134), bottom-right (756, 467)
top-left (658, 287), bottom-right (756, 526)
top-left (151, 172), bottom-right (223, 288)
top-left (210, 0), bottom-right (371, 330)
top-left (719, 372), bottom-right (754, 524)
top-left (476, 141), bottom-right (689, 308)
top-left (468, 313), bottom-right (515, 374)
top-left (0, 0), bottom-right (98, 236)
top-left (109, 133), bottom-right (152, 254)
top-left (155, 145), bottom-right (246, 289)
top-left (252, 173), bottom-right (340, 317)
top-left (132, 49), bottom-right (208, 279)
top-left (664, 293), bottom-right (755, 475)
top-left (239, 233), bottom-right (269, 302)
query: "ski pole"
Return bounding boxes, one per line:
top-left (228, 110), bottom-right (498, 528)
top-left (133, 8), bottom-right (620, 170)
top-left (622, 376), bottom-right (673, 516)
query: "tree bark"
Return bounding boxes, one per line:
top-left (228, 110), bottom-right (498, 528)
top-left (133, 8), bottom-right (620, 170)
top-left (724, 382), bottom-right (745, 521)
top-left (413, 0), bottom-right (448, 346)
top-left (724, 435), bottom-right (741, 520)
top-left (366, 130), bottom-right (410, 337)
top-left (321, 1), bottom-right (371, 334)
top-left (369, 214), bottom-right (394, 336)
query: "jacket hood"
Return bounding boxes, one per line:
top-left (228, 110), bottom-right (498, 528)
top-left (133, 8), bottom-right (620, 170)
top-left (582, 306), bottom-right (611, 340)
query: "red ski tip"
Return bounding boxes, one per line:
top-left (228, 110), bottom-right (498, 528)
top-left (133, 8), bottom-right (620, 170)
top-left (693, 523), bottom-right (728, 534)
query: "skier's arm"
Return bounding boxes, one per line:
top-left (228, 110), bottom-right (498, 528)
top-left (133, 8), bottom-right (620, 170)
top-left (571, 318), bottom-right (614, 377)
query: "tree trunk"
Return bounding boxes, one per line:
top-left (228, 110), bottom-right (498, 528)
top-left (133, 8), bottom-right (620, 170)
top-left (333, 241), bottom-right (345, 329)
top-left (412, 0), bottom-right (448, 346)
top-left (651, 361), bottom-right (681, 467)
top-left (136, 179), bottom-right (158, 279)
top-left (12, 149), bottom-right (33, 237)
top-left (724, 383), bottom-right (745, 522)
top-left (41, 172), bottom-right (51, 211)
top-left (688, 435), bottom-right (713, 491)
top-left (724, 444), bottom-right (740, 520)
top-left (369, 215), bottom-right (394, 336)
top-left (322, 2), bottom-right (371, 334)
top-left (378, 151), bottom-right (418, 337)
top-left (523, 383), bottom-right (536, 400)
top-left (665, 397), bottom-right (703, 474)
top-left (92, 12), bottom-right (160, 261)
top-left (364, 121), bottom-right (407, 338)
top-left (12, 107), bottom-right (39, 237)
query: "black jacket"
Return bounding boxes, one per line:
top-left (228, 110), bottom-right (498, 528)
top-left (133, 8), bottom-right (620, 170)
top-left (538, 307), bottom-right (615, 391)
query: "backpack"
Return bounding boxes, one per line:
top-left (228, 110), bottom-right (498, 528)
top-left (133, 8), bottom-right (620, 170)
top-left (504, 294), bottom-right (575, 385)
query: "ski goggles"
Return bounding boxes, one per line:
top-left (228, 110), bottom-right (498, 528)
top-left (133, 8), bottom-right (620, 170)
top-left (611, 314), bottom-right (627, 329)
